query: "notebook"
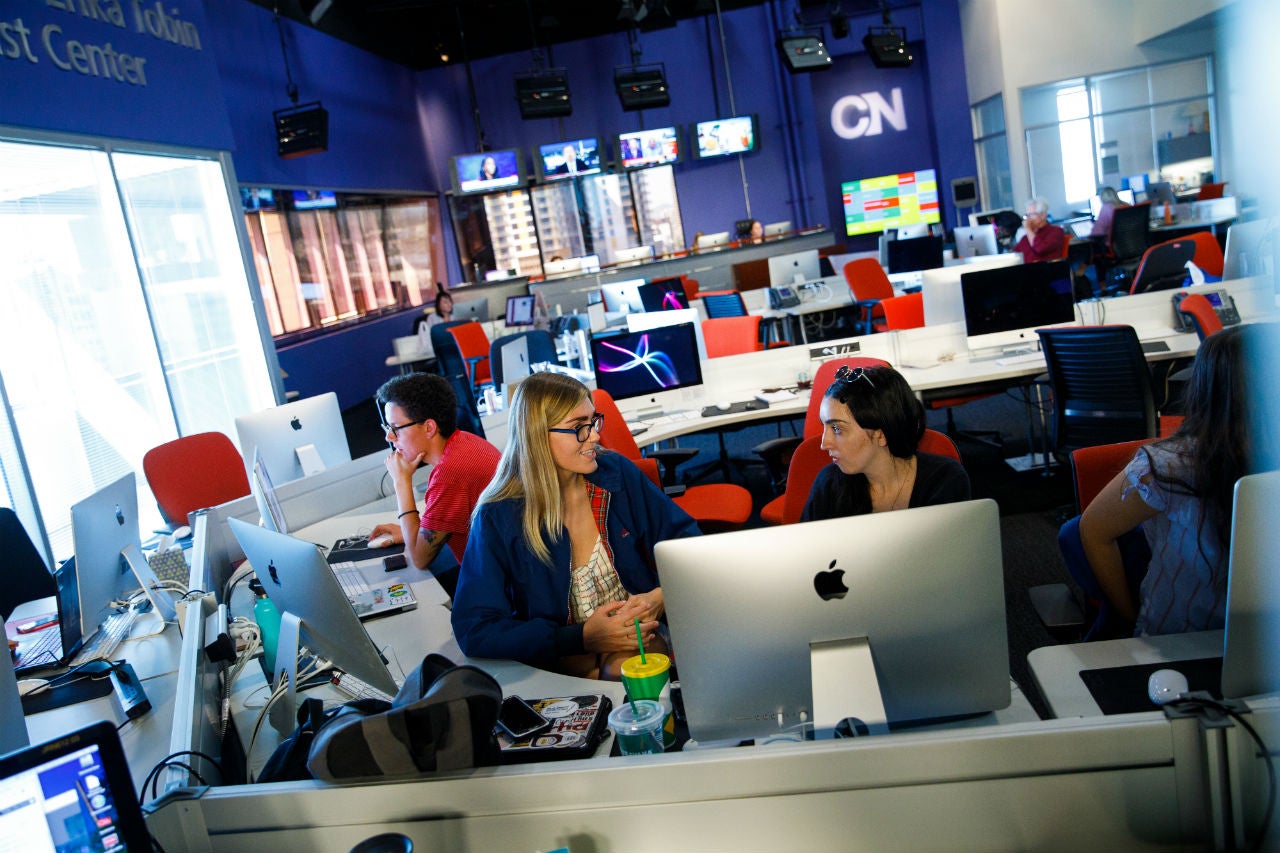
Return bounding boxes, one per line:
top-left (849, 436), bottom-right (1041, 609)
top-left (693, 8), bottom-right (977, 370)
top-left (10, 560), bottom-right (85, 674)
top-left (0, 720), bottom-right (152, 850)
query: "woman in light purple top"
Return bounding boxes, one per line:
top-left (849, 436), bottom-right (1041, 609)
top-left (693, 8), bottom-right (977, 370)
top-left (1079, 324), bottom-right (1269, 635)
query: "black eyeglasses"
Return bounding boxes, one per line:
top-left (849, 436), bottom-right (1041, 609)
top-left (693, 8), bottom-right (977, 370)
top-left (381, 419), bottom-right (423, 438)
top-left (834, 365), bottom-right (875, 388)
top-left (548, 412), bottom-right (604, 443)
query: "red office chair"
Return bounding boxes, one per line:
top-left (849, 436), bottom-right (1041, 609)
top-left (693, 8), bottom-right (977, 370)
top-left (1196, 181), bottom-right (1226, 201)
top-left (143, 432), bottom-right (252, 526)
top-left (1178, 293), bottom-right (1224, 341)
top-left (1186, 231), bottom-right (1225, 278)
top-left (702, 316), bottom-right (764, 357)
top-left (445, 321), bottom-right (492, 392)
top-left (591, 389), bottom-right (752, 532)
top-left (878, 292), bottom-right (924, 331)
top-left (842, 258), bottom-right (895, 335)
top-left (917, 428), bottom-right (961, 461)
top-left (679, 275), bottom-right (700, 303)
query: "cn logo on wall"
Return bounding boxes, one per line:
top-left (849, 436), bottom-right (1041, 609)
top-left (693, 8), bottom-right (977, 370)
top-left (830, 88), bottom-right (907, 139)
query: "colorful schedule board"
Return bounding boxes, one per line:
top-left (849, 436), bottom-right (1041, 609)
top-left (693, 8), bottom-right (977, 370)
top-left (841, 169), bottom-right (941, 236)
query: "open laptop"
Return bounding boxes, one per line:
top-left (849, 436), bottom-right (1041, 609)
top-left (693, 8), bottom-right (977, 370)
top-left (11, 559), bottom-right (86, 675)
top-left (0, 720), bottom-right (152, 850)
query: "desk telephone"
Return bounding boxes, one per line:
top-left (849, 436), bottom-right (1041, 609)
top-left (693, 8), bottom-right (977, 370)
top-left (1172, 289), bottom-right (1241, 331)
top-left (768, 286), bottom-right (801, 309)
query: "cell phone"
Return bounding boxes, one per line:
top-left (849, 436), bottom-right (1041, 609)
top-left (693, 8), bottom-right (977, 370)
top-left (496, 695), bottom-right (551, 740)
top-left (382, 554), bottom-right (408, 572)
top-left (16, 614), bottom-right (59, 634)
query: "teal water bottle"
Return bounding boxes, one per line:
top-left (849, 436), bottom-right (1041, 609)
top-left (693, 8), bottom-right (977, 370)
top-left (249, 579), bottom-right (281, 678)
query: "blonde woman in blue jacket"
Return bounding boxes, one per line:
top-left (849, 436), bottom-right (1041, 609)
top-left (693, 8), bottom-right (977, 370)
top-left (451, 372), bottom-right (699, 678)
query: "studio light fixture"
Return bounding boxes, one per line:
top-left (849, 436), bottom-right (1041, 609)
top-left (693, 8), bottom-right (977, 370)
top-left (864, 2), bottom-right (913, 68)
top-left (776, 30), bottom-right (832, 73)
top-left (614, 64), bottom-right (669, 111)
top-left (829, 1), bottom-right (849, 39)
top-left (515, 69), bottom-right (572, 119)
top-left (272, 7), bottom-right (327, 158)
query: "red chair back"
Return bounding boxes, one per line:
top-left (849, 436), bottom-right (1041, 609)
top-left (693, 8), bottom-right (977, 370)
top-left (1196, 181), bottom-right (1226, 201)
top-left (804, 357), bottom-right (892, 438)
top-left (779, 436), bottom-right (831, 525)
top-left (842, 258), bottom-right (895, 302)
top-left (1187, 231), bottom-right (1225, 277)
top-left (879, 292), bottom-right (924, 330)
top-left (702, 316), bottom-right (762, 357)
top-left (143, 432), bottom-right (251, 525)
top-left (446, 321), bottom-right (492, 384)
top-left (917, 428), bottom-right (960, 461)
top-left (1069, 438), bottom-right (1154, 512)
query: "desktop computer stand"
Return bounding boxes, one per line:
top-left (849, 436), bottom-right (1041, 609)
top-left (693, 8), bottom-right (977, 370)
top-left (809, 637), bottom-right (888, 738)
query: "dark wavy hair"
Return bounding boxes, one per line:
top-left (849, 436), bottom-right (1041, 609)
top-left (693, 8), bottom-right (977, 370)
top-left (1145, 323), bottom-right (1255, 557)
top-left (375, 373), bottom-right (458, 436)
top-left (823, 365), bottom-right (925, 458)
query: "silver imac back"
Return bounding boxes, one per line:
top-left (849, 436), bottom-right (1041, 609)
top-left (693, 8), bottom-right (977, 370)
top-left (1222, 469), bottom-right (1280, 699)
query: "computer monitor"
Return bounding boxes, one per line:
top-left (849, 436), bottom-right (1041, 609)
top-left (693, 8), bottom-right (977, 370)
top-left (505, 294), bottom-right (536, 327)
top-left (637, 277), bottom-right (690, 312)
top-left (921, 253), bottom-right (1022, 326)
top-left (625, 308), bottom-right (708, 361)
top-left (1222, 217), bottom-right (1278, 280)
top-left (226, 518), bottom-right (398, 697)
top-left (887, 234), bottom-right (945, 274)
top-left (535, 137), bottom-right (603, 181)
top-left (452, 296), bottom-right (490, 323)
top-left (599, 278), bottom-right (646, 315)
top-left (234, 392), bottom-right (351, 484)
top-left (768, 249), bottom-right (822, 286)
top-left (70, 472), bottom-right (142, 640)
top-left (590, 322), bottom-right (704, 406)
top-left (657, 499), bottom-right (1009, 743)
top-left (960, 258), bottom-right (1076, 352)
top-left (497, 335), bottom-right (532, 389)
top-left (953, 225), bottom-right (1000, 259)
top-left (614, 245), bottom-right (655, 264)
top-left (1222, 470), bottom-right (1280, 699)
top-left (1147, 181), bottom-right (1177, 206)
top-left (763, 221), bottom-right (792, 238)
top-left (543, 257), bottom-right (582, 276)
top-left (1088, 190), bottom-right (1136, 218)
top-left (897, 223), bottom-right (929, 240)
top-left (617, 126), bottom-right (680, 169)
top-left (841, 168), bottom-right (941, 237)
top-left (695, 232), bottom-right (730, 250)
top-left (1123, 173), bottom-right (1148, 195)
top-left (451, 149), bottom-right (525, 195)
top-left (968, 208), bottom-right (1017, 228)
top-left (251, 448), bottom-right (290, 534)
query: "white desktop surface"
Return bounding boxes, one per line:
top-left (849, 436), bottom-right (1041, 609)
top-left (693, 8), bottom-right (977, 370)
top-left (1028, 630), bottom-right (1224, 719)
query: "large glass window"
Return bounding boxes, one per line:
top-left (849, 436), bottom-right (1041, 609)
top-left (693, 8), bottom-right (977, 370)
top-left (0, 136), bottom-right (276, 562)
top-left (971, 94), bottom-right (1013, 212)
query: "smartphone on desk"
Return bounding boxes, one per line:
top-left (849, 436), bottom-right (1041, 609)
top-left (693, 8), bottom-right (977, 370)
top-left (383, 553), bottom-right (408, 572)
top-left (496, 695), bottom-right (552, 740)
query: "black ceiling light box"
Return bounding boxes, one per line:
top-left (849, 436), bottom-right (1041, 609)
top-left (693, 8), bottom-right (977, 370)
top-left (776, 32), bottom-right (832, 73)
top-left (515, 70), bottom-right (572, 119)
top-left (614, 65), bottom-right (670, 111)
top-left (274, 102), bottom-right (329, 159)
top-left (863, 26), bottom-right (913, 68)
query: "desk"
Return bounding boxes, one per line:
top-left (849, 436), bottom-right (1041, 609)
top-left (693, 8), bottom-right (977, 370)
top-left (385, 334), bottom-right (435, 376)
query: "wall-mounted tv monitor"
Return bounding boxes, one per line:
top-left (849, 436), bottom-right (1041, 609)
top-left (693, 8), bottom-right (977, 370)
top-left (536, 137), bottom-right (603, 181)
top-left (692, 115), bottom-right (759, 159)
top-left (241, 187), bottom-right (277, 212)
top-left (841, 169), bottom-right (941, 236)
top-left (292, 189), bottom-right (337, 210)
top-left (591, 322), bottom-right (704, 403)
top-left (617, 126), bottom-right (680, 169)
top-left (452, 149), bottom-right (525, 195)
top-left (961, 259), bottom-right (1076, 352)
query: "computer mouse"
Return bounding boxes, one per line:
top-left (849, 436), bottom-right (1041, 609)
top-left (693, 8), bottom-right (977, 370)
top-left (1147, 668), bottom-right (1189, 705)
top-left (172, 525), bottom-right (192, 540)
top-left (17, 679), bottom-right (49, 697)
top-left (715, 401), bottom-right (733, 411)
top-left (369, 534), bottom-right (394, 549)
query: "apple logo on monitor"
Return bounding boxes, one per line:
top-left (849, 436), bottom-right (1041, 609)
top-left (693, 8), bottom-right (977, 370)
top-left (114, 504), bottom-right (124, 526)
top-left (290, 416), bottom-right (302, 431)
top-left (813, 560), bottom-right (848, 601)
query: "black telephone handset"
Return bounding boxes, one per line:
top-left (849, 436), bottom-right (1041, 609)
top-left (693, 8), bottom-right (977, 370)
top-left (769, 286), bottom-right (801, 309)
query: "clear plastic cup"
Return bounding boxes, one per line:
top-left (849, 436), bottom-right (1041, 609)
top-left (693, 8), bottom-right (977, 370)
top-left (607, 699), bottom-right (665, 756)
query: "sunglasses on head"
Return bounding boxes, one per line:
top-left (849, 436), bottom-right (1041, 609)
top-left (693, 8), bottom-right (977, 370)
top-left (834, 364), bottom-right (875, 388)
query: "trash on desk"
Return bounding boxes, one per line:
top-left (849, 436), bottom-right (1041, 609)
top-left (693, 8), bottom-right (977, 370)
top-left (755, 389), bottom-right (797, 404)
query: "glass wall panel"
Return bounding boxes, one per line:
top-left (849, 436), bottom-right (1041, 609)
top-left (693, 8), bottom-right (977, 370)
top-left (580, 173), bottom-right (638, 265)
top-left (972, 94), bottom-right (1005, 137)
top-left (1151, 58), bottom-right (1210, 102)
top-left (629, 166), bottom-right (684, 258)
top-left (1094, 107), bottom-right (1155, 189)
top-left (531, 182), bottom-right (587, 267)
top-left (1091, 68), bottom-right (1149, 114)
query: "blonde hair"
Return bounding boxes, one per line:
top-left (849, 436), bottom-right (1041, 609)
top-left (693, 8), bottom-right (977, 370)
top-left (475, 372), bottom-right (590, 565)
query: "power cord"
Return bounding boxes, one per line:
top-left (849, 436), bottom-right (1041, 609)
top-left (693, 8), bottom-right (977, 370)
top-left (139, 749), bottom-right (223, 802)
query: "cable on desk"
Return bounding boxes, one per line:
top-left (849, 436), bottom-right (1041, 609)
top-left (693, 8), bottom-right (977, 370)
top-left (223, 562), bottom-right (257, 607)
top-left (246, 648), bottom-right (328, 783)
top-left (140, 750), bottom-right (223, 802)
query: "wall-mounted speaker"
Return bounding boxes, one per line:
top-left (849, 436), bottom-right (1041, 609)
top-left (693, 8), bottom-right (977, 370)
top-left (515, 71), bottom-right (572, 119)
top-left (274, 102), bottom-right (328, 159)
top-left (614, 66), bottom-right (670, 111)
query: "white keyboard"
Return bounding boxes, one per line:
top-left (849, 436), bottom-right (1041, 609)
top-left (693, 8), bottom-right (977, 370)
top-left (331, 562), bottom-right (370, 597)
top-left (329, 670), bottom-right (397, 704)
top-left (643, 410), bottom-right (697, 426)
top-left (70, 607), bottom-right (139, 666)
top-left (995, 351), bottom-right (1046, 367)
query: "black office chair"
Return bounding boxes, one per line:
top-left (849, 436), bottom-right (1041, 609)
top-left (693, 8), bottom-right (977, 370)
top-left (488, 330), bottom-right (559, 389)
top-left (0, 508), bottom-right (55, 622)
top-left (698, 290), bottom-right (748, 319)
top-left (1129, 237), bottom-right (1197, 294)
top-left (1098, 203), bottom-right (1152, 294)
top-left (445, 373), bottom-right (485, 439)
top-left (1036, 325), bottom-right (1158, 456)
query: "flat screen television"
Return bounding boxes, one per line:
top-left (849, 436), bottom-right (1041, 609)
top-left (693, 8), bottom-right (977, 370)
top-left (692, 114), bottom-right (759, 159)
top-left (536, 137), bottom-right (603, 181)
top-left (841, 169), bottom-right (941, 237)
top-left (241, 187), bottom-right (277, 212)
top-left (591, 321), bottom-right (704, 404)
top-left (292, 189), bottom-right (337, 210)
top-left (960, 258), bottom-right (1076, 352)
top-left (617, 126), bottom-right (680, 170)
top-left (452, 149), bottom-right (525, 195)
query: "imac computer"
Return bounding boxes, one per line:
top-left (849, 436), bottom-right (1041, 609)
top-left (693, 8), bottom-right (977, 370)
top-left (1088, 189), bottom-right (1136, 218)
top-left (505, 294), bottom-right (536, 327)
top-left (695, 232), bottom-right (730, 250)
top-left (543, 257), bottom-right (582, 276)
top-left (1147, 181), bottom-right (1178, 207)
top-left (70, 472), bottom-right (143, 639)
top-left (591, 321), bottom-right (703, 417)
top-left (452, 296), bottom-right (490, 323)
top-left (1222, 217), bottom-right (1278, 280)
top-left (960, 258), bottom-right (1076, 353)
top-left (768, 249), bottom-right (822, 286)
top-left (657, 499), bottom-right (1009, 742)
top-left (251, 448), bottom-right (290, 534)
top-left (614, 245), bottom-right (655, 264)
top-left (887, 235), bottom-right (945, 275)
top-left (969, 208), bottom-right (1018, 228)
top-left (897, 223), bottom-right (929, 240)
top-left (921, 253), bottom-right (1022, 326)
top-left (235, 392), bottom-right (351, 484)
top-left (1222, 470), bottom-right (1280, 699)
top-left (599, 278), bottom-right (647, 316)
top-left (638, 277), bottom-right (690, 312)
top-left (626, 308), bottom-right (708, 361)
top-left (952, 225), bottom-right (999, 259)
top-left (763, 221), bottom-right (792, 238)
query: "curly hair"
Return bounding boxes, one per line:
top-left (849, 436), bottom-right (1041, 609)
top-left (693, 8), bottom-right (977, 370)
top-left (374, 373), bottom-right (458, 436)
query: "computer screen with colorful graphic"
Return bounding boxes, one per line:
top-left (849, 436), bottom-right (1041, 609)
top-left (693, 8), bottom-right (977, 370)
top-left (590, 322), bottom-right (703, 402)
top-left (841, 169), bottom-right (941, 236)
top-left (692, 115), bottom-right (759, 159)
top-left (638, 277), bottom-right (690, 312)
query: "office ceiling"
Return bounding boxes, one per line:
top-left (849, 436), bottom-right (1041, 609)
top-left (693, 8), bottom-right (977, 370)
top-left (247, 0), bottom-right (887, 72)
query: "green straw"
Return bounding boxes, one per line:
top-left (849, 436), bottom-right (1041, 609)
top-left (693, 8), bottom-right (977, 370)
top-left (634, 617), bottom-right (646, 664)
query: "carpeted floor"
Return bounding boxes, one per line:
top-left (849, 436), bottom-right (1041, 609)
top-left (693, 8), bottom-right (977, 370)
top-left (344, 384), bottom-right (1081, 720)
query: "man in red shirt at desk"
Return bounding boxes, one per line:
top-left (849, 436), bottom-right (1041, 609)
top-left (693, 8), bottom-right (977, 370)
top-left (1014, 197), bottom-right (1066, 263)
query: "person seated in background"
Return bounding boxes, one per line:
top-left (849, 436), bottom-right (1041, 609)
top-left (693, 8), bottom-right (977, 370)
top-left (413, 288), bottom-right (453, 335)
top-left (802, 365), bottom-right (970, 521)
top-left (366, 374), bottom-right (501, 593)
top-left (1014, 197), bottom-right (1066, 263)
top-left (1090, 185), bottom-right (1129, 239)
top-left (1079, 324), bottom-right (1273, 636)
top-left (735, 218), bottom-right (764, 244)
top-left (451, 372), bottom-right (700, 679)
